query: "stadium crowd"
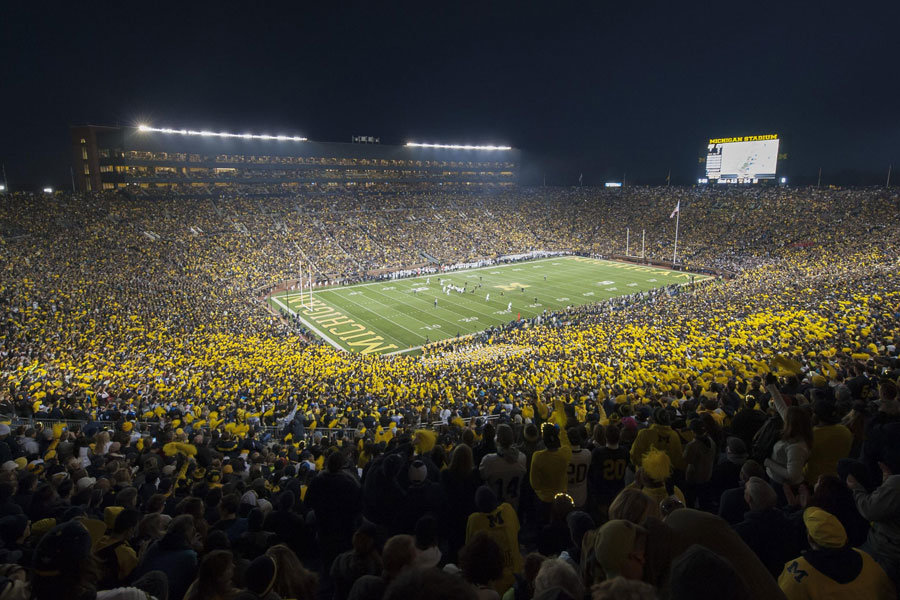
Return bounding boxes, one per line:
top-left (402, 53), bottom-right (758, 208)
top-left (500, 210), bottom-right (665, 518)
top-left (0, 184), bottom-right (899, 599)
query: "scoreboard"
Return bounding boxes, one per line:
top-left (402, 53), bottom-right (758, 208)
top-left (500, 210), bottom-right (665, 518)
top-left (706, 134), bottom-right (779, 183)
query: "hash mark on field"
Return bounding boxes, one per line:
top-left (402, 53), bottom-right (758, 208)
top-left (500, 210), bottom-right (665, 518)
top-left (528, 303), bottom-right (542, 308)
top-left (583, 292), bottom-right (595, 296)
top-left (512, 268), bottom-right (523, 271)
top-left (490, 271), bottom-right (500, 274)
top-left (552, 262), bottom-right (560, 265)
top-left (627, 283), bottom-right (638, 287)
top-left (597, 280), bottom-right (614, 285)
top-left (647, 278), bottom-right (657, 282)
top-left (605, 287), bottom-right (617, 291)
top-left (556, 297), bottom-right (569, 301)
top-left (348, 291), bottom-right (363, 296)
top-left (459, 317), bottom-right (478, 323)
top-left (382, 286), bottom-right (396, 290)
top-left (532, 265), bottom-right (542, 268)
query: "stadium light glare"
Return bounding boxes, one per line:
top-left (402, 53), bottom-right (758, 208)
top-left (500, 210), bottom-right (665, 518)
top-left (43, 187), bottom-right (53, 193)
top-left (780, 177), bottom-right (787, 184)
top-left (604, 182), bottom-right (622, 188)
top-left (405, 142), bottom-right (512, 151)
top-left (136, 124), bottom-right (307, 142)
top-left (697, 178), bottom-right (709, 184)
top-left (0, 184), bottom-right (5, 191)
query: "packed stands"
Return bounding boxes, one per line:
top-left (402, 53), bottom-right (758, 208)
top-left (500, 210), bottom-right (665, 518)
top-left (0, 184), bottom-right (898, 599)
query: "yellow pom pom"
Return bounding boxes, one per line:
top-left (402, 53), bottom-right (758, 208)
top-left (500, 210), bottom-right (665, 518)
top-left (414, 429), bottom-right (437, 454)
top-left (641, 448), bottom-right (672, 483)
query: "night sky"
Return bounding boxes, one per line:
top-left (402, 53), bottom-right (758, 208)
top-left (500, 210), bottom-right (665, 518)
top-left (2, 1), bottom-right (897, 188)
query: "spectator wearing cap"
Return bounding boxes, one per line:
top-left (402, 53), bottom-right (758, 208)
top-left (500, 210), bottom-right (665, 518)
top-left (400, 458), bottom-right (444, 536)
top-left (668, 544), bottom-right (750, 600)
top-left (734, 477), bottom-right (802, 577)
top-left (304, 451), bottom-right (363, 566)
top-left (805, 395), bottom-right (852, 484)
top-left (778, 507), bottom-right (895, 599)
top-left (94, 507), bottom-right (141, 588)
top-left (629, 408), bottom-right (683, 474)
top-left (847, 440), bottom-right (900, 588)
top-left (31, 520), bottom-right (96, 600)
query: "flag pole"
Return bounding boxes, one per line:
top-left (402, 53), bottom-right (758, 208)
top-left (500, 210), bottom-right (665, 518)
top-left (626, 227), bottom-right (630, 256)
top-left (641, 229), bottom-right (645, 260)
top-left (672, 206), bottom-right (680, 267)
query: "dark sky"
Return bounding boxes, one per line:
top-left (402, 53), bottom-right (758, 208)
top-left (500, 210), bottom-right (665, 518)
top-left (2, 0), bottom-right (898, 188)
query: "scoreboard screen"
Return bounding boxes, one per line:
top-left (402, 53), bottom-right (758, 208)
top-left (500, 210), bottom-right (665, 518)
top-left (705, 135), bottom-right (779, 183)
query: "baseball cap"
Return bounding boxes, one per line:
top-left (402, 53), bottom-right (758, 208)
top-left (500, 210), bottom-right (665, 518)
top-left (594, 519), bottom-right (647, 579)
top-left (76, 477), bottom-right (97, 492)
top-left (803, 507), bottom-right (847, 548)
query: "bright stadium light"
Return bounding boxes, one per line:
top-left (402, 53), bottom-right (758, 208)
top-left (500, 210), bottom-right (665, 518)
top-left (780, 177), bottom-right (787, 184)
top-left (43, 187), bottom-right (53, 193)
top-left (405, 142), bottom-right (512, 151)
top-left (136, 124), bottom-right (307, 142)
top-left (697, 178), bottom-right (709, 184)
top-left (604, 182), bottom-right (622, 188)
top-left (0, 184), bottom-right (5, 191)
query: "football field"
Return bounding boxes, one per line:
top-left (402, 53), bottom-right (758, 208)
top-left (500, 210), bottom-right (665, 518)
top-left (268, 256), bottom-right (708, 355)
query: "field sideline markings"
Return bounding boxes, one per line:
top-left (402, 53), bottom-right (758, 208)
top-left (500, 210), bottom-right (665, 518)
top-left (270, 296), bottom-right (345, 351)
top-left (324, 288), bottom-right (434, 342)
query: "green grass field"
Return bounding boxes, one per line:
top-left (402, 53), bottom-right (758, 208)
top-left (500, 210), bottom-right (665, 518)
top-left (268, 256), bottom-right (708, 356)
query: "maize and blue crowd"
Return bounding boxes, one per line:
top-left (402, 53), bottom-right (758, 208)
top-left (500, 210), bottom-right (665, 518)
top-left (0, 184), bottom-right (899, 599)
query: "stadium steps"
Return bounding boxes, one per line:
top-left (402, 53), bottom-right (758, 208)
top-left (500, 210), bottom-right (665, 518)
top-left (419, 251), bottom-right (441, 265)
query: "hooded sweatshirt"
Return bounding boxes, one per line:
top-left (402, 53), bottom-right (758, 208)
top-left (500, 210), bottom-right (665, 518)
top-left (480, 446), bottom-right (527, 510)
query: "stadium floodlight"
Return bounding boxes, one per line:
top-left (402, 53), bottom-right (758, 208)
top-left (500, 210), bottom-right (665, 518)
top-left (405, 142), bottom-right (512, 151)
top-left (604, 182), bottom-right (622, 188)
top-left (780, 177), bottom-right (787, 184)
top-left (0, 184), bottom-right (5, 191)
top-left (137, 124), bottom-right (307, 142)
top-left (43, 187), bottom-right (53, 193)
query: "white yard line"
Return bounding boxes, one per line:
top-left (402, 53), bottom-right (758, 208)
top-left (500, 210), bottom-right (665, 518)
top-left (271, 296), bottom-right (344, 351)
